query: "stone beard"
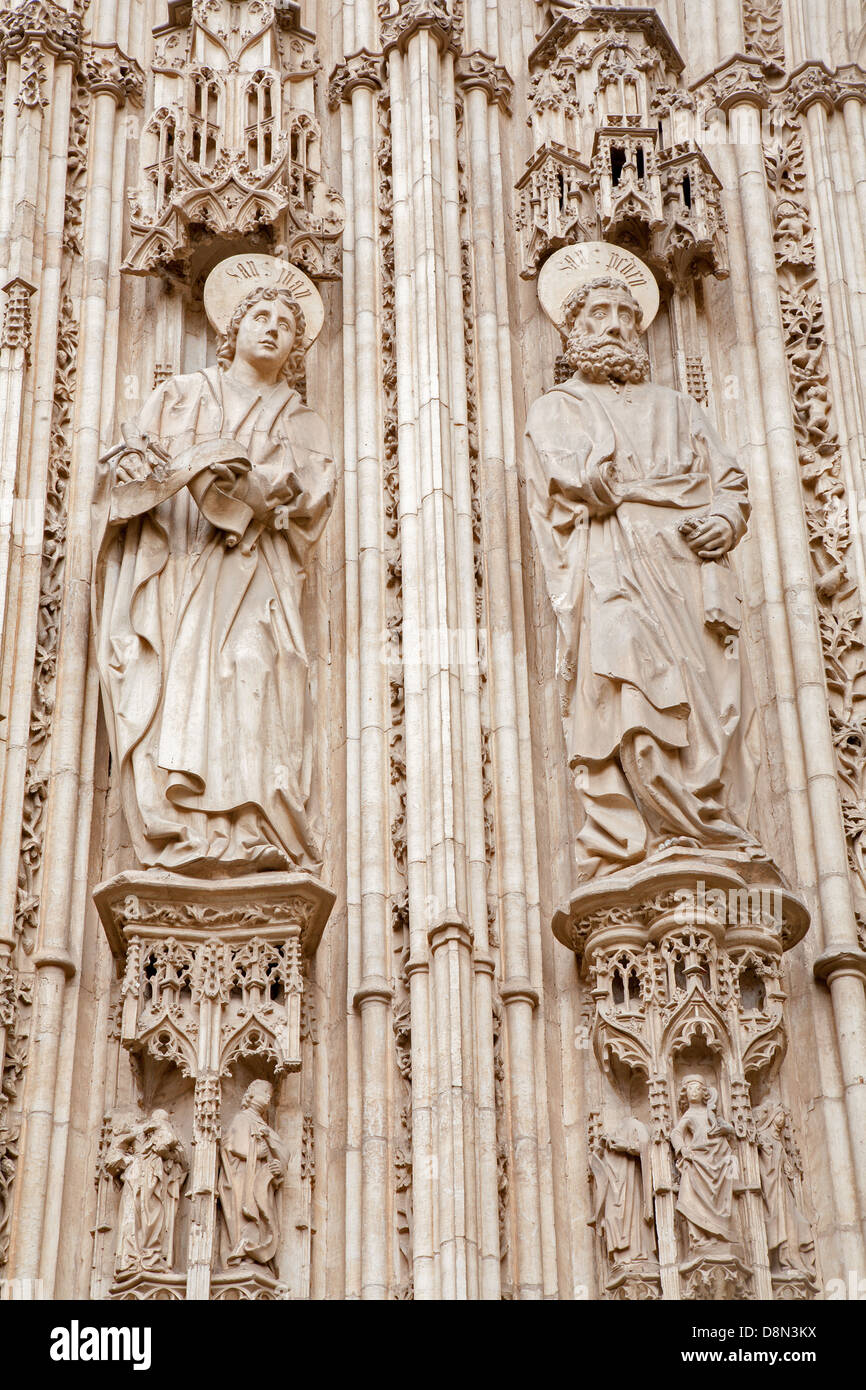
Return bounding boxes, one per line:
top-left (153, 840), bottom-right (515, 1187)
top-left (525, 277), bottom-right (763, 880)
top-left (92, 286), bottom-right (335, 875)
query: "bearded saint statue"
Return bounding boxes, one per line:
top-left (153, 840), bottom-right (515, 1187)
top-left (92, 260), bottom-right (335, 876)
top-left (525, 270), bottom-right (764, 881)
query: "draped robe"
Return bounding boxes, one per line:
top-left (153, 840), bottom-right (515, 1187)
top-left (93, 367), bottom-right (335, 875)
top-left (589, 1117), bottom-right (656, 1264)
top-left (217, 1104), bottom-right (286, 1268)
top-left (525, 374), bottom-right (761, 879)
top-left (670, 1104), bottom-right (739, 1251)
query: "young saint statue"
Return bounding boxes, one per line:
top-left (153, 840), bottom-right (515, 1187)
top-left (93, 263), bottom-right (335, 875)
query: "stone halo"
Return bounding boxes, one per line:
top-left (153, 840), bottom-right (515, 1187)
top-left (538, 241), bottom-right (660, 334)
top-left (203, 253), bottom-right (325, 346)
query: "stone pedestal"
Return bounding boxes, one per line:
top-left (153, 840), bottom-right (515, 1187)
top-left (562, 852), bottom-right (813, 1301)
top-left (93, 869), bottom-right (335, 1301)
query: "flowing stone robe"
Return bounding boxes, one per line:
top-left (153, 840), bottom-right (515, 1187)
top-left (217, 1102), bottom-right (287, 1268)
top-left (670, 1100), bottom-right (739, 1253)
top-left (107, 1114), bottom-right (187, 1274)
top-left (589, 1117), bottom-right (656, 1265)
top-left (525, 376), bottom-right (760, 879)
top-left (756, 1117), bottom-right (815, 1276)
top-left (93, 367), bottom-right (335, 874)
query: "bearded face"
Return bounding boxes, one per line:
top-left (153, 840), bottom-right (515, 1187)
top-left (565, 330), bottom-right (651, 384)
top-left (564, 283), bottom-right (651, 384)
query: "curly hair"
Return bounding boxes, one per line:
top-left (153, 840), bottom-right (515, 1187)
top-left (216, 284), bottom-right (307, 386)
top-left (562, 274), bottom-right (643, 332)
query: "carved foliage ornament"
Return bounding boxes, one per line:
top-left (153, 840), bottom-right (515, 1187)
top-left (764, 121), bottom-right (866, 909)
top-left (0, 0), bottom-right (82, 65)
top-left (742, 0), bottom-right (785, 74)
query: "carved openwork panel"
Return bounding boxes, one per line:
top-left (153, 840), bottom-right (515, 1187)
top-left (124, 0), bottom-right (344, 280)
top-left (571, 871), bottom-right (816, 1301)
top-left (518, 5), bottom-right (727, 284)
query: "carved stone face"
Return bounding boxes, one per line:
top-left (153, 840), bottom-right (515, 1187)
top-left (683, 1076), bottom-right (708, 1105)
top-left (574, 283), bottom-right (641, 346)
top-left (233, 295), bottom-right (297, 377)
top-left (564, 280), bottom-right (650, 384)
top-left (245, 1079), bottom-right (273, 1113)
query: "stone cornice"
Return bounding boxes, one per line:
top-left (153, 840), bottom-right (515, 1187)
top-left (783, 60), bottom-right (837, 116)
top-left (813, 942), bottom-right (866, 987)
top-left (81, 41), bottom-right (145, 106)
top-left (0, 0), bottom-right (82, 66)
top-left (380, 0), bottom-right (461, 59)
top-left (691, 56), bottom-right (866, 116)
top-left (834, 63), bottom-right (866, 106)
top-left (691, 52), bottom-right (771, 110)
top-left (328, 47), bottom-right (384, 110)
top-left (455, 49), bottom-right (513, 114)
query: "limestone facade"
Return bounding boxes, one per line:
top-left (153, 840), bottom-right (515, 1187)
top-left (0, 0), bottom-right (865, 1301)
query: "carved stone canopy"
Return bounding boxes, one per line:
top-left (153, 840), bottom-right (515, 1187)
top-left (123, 0), bottom-right (344, 283)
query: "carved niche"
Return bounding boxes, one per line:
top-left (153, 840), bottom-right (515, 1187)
top-left (517, 5), bottom-right (728, 286)
top-left (92, 872), bottom-right (333, 1301)
top-left (124, 0), bottom-right (345, 282)
top-left (572, 873), bottom-right (817, 1301)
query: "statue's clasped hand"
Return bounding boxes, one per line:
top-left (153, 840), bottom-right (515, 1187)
top-left (582, 458), bottom-right (619, 517)
top-left (210, 458), bottom-right (250, 491)
top-left (679, 513), bottom-right (735, 560)
top-left (113, 431), bottom-right (172, 485)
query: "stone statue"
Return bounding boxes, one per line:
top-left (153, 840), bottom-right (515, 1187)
top-left (525, 268), bottom-right (763, 880)
top-left (670, 1075), bottom-right (740, 1257)
top-left (106, 1109), bottom-right (187, 1276)
top-left (93, 258), bottom-right (335, 876)
top-left (217, 1079), bottom-right (287, 1269)
top-left (589, 1116), bottom-right (656, 1266)
top-left (755, 1104), bottom-right (816, 1280)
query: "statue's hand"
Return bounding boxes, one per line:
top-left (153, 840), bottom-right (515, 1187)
top-left (267, 472), bottom-right (301, 508)
top-left (210, 458), bottom-right (251, 493)
top-left (115, 449), bottom-right (152, 484)
top-left (682, 514), bottom-right (734, 560)
top-left (582, 459), bottom-right (619, 516)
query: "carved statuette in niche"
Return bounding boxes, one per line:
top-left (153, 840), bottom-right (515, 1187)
top-left (526, 245), bottom-right (764, 882)
top-left (755, 1104), bottom-right (817, 1285)
top-left (670, 1076), bottom-right (740, 1259)
top-left (217, 1080), bottom-right (287, 1270)
top-left (589, 1115), bottom-right (657, 1268)
top-left (93, 256), bottom-right (335, 876)
top-left (106, 1110), bottom-right (187, 1277)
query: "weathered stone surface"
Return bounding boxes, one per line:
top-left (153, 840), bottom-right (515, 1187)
top-left (0, 0), bottom-right (865, 1306)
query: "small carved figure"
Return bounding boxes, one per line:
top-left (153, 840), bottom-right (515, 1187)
top-left (217, 1079), bottom-right (287, 1269)
top-left (755, 1104), bottom-right (816, 1280)
top-left (589, 1116), bottom-right (656, 1266)
top-left (106, 1109), bottom-right (187, 1276)
top-left (670, 1075), bottom-right (740, 1256)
